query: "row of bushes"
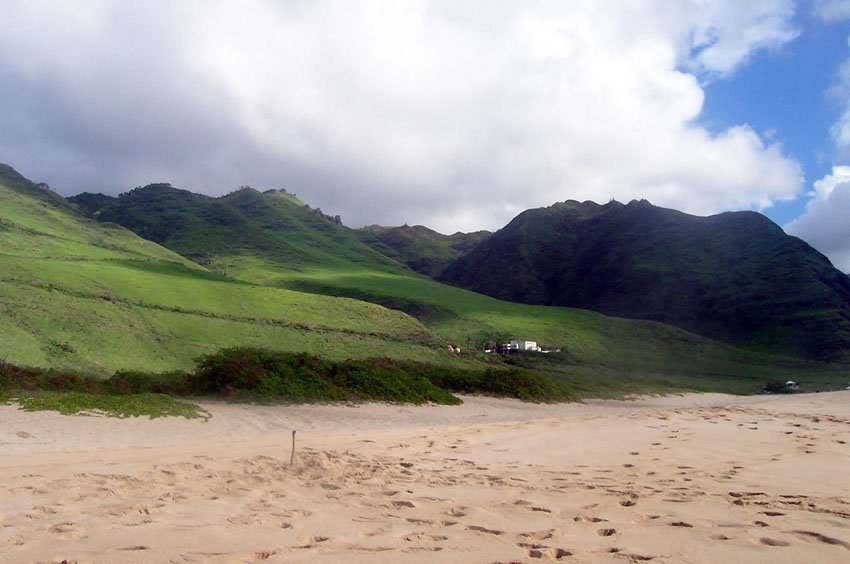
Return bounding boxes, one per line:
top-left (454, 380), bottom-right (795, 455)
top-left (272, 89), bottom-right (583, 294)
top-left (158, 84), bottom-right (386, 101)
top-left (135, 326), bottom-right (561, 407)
top-left (1, 347), bottom-right (578, 405)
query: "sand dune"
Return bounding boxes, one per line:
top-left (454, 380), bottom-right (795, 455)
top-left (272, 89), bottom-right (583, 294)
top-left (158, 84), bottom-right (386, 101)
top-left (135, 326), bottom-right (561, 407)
top-left (1, 392), bottom-right (849, 563)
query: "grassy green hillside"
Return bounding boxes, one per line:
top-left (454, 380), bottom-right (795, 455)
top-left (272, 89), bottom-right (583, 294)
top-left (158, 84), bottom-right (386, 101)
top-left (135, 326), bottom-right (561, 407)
top-left (0, 166), bottom-right (458, 374)
top-left (71, 178), bottom-right (850, 393)
top-left (72, 184), bottom-right (405, 274)
top-left (358, 224), bottom-right (491, 277)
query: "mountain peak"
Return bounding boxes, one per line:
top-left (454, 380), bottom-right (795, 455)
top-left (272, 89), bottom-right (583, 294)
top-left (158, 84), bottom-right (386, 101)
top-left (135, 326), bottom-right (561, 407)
top-left (0, 163), bottom-right (27, 183)
top-left (440, 200), bottom-right (850, 361)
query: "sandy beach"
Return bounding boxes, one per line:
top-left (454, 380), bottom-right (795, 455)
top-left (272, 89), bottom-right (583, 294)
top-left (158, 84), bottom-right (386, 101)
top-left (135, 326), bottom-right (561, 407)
top-left (1, 392), bottom-right (849, 563)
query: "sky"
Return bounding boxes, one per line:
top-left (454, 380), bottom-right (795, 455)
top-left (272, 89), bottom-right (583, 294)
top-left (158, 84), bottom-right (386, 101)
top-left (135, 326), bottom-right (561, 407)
top-left (1, 1), bottom-right (850, 270)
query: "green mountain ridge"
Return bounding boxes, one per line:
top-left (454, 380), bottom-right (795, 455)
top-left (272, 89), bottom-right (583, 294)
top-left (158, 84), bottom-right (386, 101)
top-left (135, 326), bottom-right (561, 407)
top-left (439, 199), bottom-right (850, 361)
top-left (72, 183), bottom-right (405, 275)
top-left (358, 224), bottom-right (491, 277)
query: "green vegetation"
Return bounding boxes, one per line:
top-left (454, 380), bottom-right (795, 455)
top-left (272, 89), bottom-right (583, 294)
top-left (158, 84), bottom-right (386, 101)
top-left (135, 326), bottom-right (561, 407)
top-left (262, 266), bottom-right (850, 390)
top-left (439, 199), bottom-right (850, 361)
top-left (67, 173), bottom-right (850, 390)
top-left (0, 348), bottom-right (577, 413)
top-left (358, 224), bottom-right (491, 277)
top-left (70, 183), bottom-right (405, 275)
top-left (500, 351), bottom-right (849, 398)
top-left (4, 164), bottom-right (848, 399)
top-left (0, 355), bottom-right (207, 418)
top-left (15, 393), bottom-right (208, 419)
top-left (0, 167), bottom-right (464, 374)
top-left (191, 348), bottom-right (463, 404)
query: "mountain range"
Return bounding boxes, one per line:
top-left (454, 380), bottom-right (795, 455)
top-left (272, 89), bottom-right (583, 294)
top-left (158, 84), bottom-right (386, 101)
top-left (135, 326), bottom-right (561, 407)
top-left (2, 162), bottom-right (848, 394)
top-left (68, 181), bottom-right (850, 363)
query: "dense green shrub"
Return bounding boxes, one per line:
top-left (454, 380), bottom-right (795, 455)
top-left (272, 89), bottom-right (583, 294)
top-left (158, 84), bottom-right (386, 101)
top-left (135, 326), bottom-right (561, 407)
top-left (425, 365), bottom-right (577, 402)
top-left (190, 348), bottom-right (462, 404)
top-left (106, 370), bottom-right (193, 395)
top-left (0, 361), bottom-right (97, 393)
top-left (0, 348), bottom-right (577, 405)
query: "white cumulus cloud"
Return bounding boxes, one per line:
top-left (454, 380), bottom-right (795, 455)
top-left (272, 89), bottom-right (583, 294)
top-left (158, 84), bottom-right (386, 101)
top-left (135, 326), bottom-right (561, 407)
top-left (813, 0), bottom-right (850, 21)
top-left (827, 58), bottom-right (850, 158)
top-left (0, 0), bottom-right (804, 232)
top-left (786, 166), bottom-right (850, 272)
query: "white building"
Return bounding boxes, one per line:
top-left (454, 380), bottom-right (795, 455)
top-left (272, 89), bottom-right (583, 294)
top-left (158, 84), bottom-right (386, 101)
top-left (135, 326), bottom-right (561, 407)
top-left (509, 339), bottom-right (539, 352)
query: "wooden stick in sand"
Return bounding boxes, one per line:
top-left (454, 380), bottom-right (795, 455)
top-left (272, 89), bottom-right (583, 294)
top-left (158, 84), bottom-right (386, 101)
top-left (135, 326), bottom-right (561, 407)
top-left (290, 430), bottom-right (297, 468)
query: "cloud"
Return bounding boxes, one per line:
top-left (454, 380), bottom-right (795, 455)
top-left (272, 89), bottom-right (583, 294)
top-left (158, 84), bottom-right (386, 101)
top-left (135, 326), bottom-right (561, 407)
top-left (785, 3), bottom-right (850, 272)
top-left (683, 0), bottom-right (798, 77)
top-left (826, 57), bottom-right (850, 160)
top-left (0, 0), bottom-right (803, 232)
top-left (813, 0), bottom-right (850, 21)
top-left (786, 167), bottom-right (850, 272)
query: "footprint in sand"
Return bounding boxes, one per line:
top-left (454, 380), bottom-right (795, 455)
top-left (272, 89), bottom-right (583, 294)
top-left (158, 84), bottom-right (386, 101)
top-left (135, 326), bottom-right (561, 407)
top-left (2, 536), bottom-right (26, 548)
top-left (527, 547), bottom-right (573, 559)
top-left (26, 505), bottom-right (58, 519)
top-left (512, 500), bottom-right (552, 513)
top-left (406, 518), bottom-right (458, 527)
top-left (16, 431), bottom-right (34, 439)
top-left (466, 525), bottom-right (503, 535)
top-left (791, 530), bottom-right (850, 550)
top-left (277, 508), bottom-right (313, 520)
top-left (48, 522), bottom-right (85, 540)
top-left (297, 535), bottom-right (330, 548)
top-left (618, 552), bottom-right (655, 561)
top-left (403, 533), bottom-right (448, 542)
top-left (759, 537), bottom-right (791, 547)
top-left (518, 529), bottom-right (556, 540)
top-left (445, 506), bottom-right (468, 518)
top-left (574, 516), bottom-right (607, 523)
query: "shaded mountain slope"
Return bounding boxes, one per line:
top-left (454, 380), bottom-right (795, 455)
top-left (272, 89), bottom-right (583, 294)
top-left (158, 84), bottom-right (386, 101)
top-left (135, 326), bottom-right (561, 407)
top-left (439, 199), bottom-right (850, 360)
top-left (358, 224), bottom-right (491, 277)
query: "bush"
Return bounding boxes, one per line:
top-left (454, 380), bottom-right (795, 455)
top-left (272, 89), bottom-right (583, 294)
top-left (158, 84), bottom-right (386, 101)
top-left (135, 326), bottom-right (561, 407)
top-left (762, 380), bottom-right (795, 394)
top-left (190, 348), bottom-right (462, 404)
top-left (427, 365), bottom-right (577, 402)
top-left (0, 361), bottom-right (97, 393)
top-left (106, 370), bottom-right (193, 395)
top-left (0, 348), bottom-right (578, 406)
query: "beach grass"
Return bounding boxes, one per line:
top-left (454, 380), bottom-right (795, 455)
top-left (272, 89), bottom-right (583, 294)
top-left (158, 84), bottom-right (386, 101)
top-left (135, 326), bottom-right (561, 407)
top-left (13, 392), bottom-right (209, 420)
